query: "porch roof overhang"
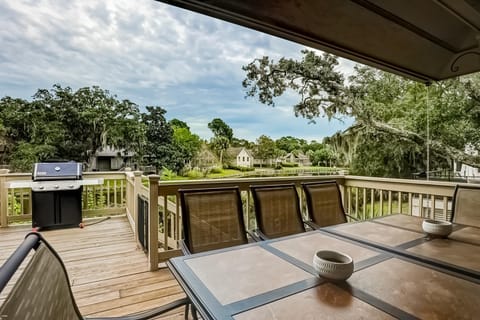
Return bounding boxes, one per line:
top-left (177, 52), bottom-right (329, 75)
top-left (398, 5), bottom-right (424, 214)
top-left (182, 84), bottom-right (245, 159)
top-left (156, 0), bottom-right (480, 83)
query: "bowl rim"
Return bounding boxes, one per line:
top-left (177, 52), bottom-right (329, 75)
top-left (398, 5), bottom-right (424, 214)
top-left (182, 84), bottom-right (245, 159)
top-left (422, 219), bottom-right (452, 226)
top-left (314, 250), bottom-right (353, 264)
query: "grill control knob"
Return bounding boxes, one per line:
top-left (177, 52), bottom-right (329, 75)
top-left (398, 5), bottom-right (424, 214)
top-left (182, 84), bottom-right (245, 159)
top-left (69, 185), bottom-right (74, 188)
top-left (54, 185), bottom-right (59, 189)
top-left (38, 186), bottom-right (44, 190)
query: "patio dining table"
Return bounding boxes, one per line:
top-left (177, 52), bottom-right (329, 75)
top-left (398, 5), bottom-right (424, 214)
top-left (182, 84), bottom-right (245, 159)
top-left (167, 214), bottom-right (480, 319)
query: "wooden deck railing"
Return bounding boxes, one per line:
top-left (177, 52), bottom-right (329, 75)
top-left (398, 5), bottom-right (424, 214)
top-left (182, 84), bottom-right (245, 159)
top-left (144, 175), bottom-right (465, 269)
top-left (1, 170), bottom-right (471, 271)
top-left (0, 171), bottom-right (128, 226)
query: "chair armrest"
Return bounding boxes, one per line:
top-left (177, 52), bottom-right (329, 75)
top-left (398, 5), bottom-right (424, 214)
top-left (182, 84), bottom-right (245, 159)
top-left (246, 230), bottom-right (262, 242)
top-left (85, 297), bottom-right (190, 320)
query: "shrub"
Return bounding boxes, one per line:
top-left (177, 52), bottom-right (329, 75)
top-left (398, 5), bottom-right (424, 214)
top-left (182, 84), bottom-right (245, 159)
top-left (226, 164), bottom-right (255, 172)
top-left (210, 167), bottom-right (223, 174)
top-left (281, 162), bottom-right (299, 167)
top-left (186, 170), bottom-right (203, 179)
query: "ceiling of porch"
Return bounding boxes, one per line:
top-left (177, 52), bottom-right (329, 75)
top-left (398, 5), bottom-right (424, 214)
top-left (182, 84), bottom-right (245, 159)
top-left (156, 0), bottom-right (480, 83)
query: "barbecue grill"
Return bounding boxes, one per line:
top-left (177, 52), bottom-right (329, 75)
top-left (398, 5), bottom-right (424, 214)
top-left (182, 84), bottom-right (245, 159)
top-left (8, 161), bottom-right (103, 229)
top-left (31, 162), bottom-right (84, 229)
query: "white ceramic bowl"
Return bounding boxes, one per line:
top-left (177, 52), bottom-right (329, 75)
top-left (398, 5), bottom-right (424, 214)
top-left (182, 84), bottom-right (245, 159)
top-left (422, 219), bottom-right (452, 237)
top-left (313, 250), bottom-right (354, 281)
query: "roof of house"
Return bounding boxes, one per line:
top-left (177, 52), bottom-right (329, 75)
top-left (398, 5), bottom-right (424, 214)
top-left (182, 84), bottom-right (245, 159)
top-left (226, 147), bottom-right (254, 158)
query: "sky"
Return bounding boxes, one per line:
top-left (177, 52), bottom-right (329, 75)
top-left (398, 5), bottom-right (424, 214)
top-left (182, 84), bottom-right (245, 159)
top-left (0, 0), bottom-right (356, 142)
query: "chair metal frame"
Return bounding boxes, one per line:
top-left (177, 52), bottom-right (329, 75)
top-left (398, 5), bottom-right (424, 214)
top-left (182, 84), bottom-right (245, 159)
top-left (302, 180), bottom-right (356, 229)
top-left (179, 186), bottom-right (255, 255)
top-left (0, 232), bottom-right (189, 320)
top-left (450, 184), bottom-right (480, 227)
top-left (250, 184), bottom-right (306, 239)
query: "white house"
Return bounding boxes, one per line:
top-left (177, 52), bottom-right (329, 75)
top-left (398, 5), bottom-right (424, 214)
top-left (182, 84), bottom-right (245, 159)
top-left (281, 152), bottom-right (312, 166)
top-left (227, 147), bottom-right (254, 168)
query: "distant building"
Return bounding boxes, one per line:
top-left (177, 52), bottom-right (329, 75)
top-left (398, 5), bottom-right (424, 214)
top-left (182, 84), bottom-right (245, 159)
top-left (91, 146), bottom-right (134, 171)
top-left (191, 144), bottom-right (218, 169)
top-left (281, 152), bottom-right (311, 166)
top-left (454, 144), bottom-right (480, 180)
top-left (227, 147), bottom-right (254, 168)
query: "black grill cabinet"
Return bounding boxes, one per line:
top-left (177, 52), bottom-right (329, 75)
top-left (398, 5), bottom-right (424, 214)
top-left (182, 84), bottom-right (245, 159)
top-left (31, 162), bottom-right (83, 229)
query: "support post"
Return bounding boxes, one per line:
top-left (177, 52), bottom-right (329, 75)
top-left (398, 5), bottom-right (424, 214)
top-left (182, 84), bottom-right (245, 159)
top-left (133, 171), bottom-right (142, 243)
top-left (148, 175), bottom-right (159, 271)
top-left (0, 173), bottom-right (8, 227)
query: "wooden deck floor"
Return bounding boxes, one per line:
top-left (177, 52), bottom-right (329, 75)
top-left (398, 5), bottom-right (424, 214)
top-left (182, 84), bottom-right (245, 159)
top-left (0, 216), bottom-right (189, 319)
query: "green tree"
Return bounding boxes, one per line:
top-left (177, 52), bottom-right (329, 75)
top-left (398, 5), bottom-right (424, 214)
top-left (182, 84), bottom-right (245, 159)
top-left (275, 136), bottom-right (307, 153)
top-left (141, 106), bottom-right (177, 172)
top-left (243, 50), bottom-right (480, 177)
top-left (172, 125), bottom-right (202, 170)
top-left (309, 145), bottom-right (336, 167)
top-left (0, 86), bottom-right (145, 171)
top-left (169, 118), bottom-right (189, 129)
top-left (255, 135), bottom-right (278, 167)
top-left (208, 118), bottom-right (234, 165)
top-left (231, 137), bottom-right (255, 149)
top-left (243, 50), bottom-right (345, 121)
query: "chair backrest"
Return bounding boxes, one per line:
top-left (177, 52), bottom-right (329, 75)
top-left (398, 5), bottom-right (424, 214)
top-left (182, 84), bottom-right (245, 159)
top-left (179, 187), bottom-right (248, 254)
top-left (302, 181), bottom-right (347, 227)
top-left (451, 185), bottom-right (480, 227)
top-left (250, 184), bottom-right (305, 239)
top-left (0, 233), bottom-right (83, 320)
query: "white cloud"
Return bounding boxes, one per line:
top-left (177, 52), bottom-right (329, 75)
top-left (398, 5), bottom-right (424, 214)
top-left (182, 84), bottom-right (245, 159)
top-left (0, 0), bottom-right (355, 141)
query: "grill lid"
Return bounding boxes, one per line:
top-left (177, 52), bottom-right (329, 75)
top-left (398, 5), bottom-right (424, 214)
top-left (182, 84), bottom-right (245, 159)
top-left (33, 162), bottom-right (82, 181)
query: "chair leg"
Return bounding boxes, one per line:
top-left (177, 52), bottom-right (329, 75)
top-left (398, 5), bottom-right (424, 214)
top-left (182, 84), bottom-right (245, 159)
top-left (184, 303), bottom-right (189, 320)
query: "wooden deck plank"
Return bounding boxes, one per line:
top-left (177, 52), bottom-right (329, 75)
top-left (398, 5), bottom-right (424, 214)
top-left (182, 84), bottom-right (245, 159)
top-left (0, 216), bottom-right (189, 319)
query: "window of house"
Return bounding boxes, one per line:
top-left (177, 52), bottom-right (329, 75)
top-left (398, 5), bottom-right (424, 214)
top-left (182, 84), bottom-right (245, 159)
top-left (243, 156), bottom-right (245, 161)
top-left (247, 157), bottom-right (249, 161)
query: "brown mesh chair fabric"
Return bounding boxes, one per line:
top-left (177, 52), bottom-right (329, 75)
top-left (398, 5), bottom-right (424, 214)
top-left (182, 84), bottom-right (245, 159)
top-left (0, 242), bottom-right (83, 320)
top-left (179, 187), bottom-right (248, 254)
top-left (302, 181), bottom-right (348, 228)
top-left (250, 184), bottom-right (305, 239)
top-left (451, 185), bottom-right (480, 227)
top-left (0, 233), bottom-right (189, 320)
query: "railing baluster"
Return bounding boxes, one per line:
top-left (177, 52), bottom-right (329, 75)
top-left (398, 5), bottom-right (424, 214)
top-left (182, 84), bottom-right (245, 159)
top-left (113, 180), bottom-right (117, 206)
top-left (107, 180), bottom-right (111, 207)
top-left (379, 190), bottom-right (384, 216)
top-left (388, 190), bottom-right (392, 215)
top-left (120, 179), bottom-right (124, 205)
top-left (175, 194), bottom-right (180, 246)
top-left (347, 187), bottom-right (352, 215)
top-left (408, 193), bottom-right (412, 215)
top-left (398, 191), bottom-right (402, 214)
top-left (370, 189), bottom-right (374, 218)
top-left (362, 188), bottom-right (366, 220)
top-left (19, 191), bottom-right (24, 216)
top-left (430, 195), bottom-right (436, 219)
top-left (163, 195), bottom-right (168, 251)
top-left (443, 196), bottom-right (448, 221)
top-left (354, 187), bottom-right (359, 218)
top-left (419, 194), bottom-right (424, 217)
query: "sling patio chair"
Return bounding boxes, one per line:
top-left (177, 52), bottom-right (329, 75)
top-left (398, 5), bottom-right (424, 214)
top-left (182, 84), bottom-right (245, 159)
top-left (451, 185), bottom-right (480, 228)
top-left (250, 184), bottom-right (306, 239)
top-left (302, 180), bottom-right (357, 229)
top-left (0, 232), bottom-right (190, 320)
top-left (178, 186), bottom-right (258, 255)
